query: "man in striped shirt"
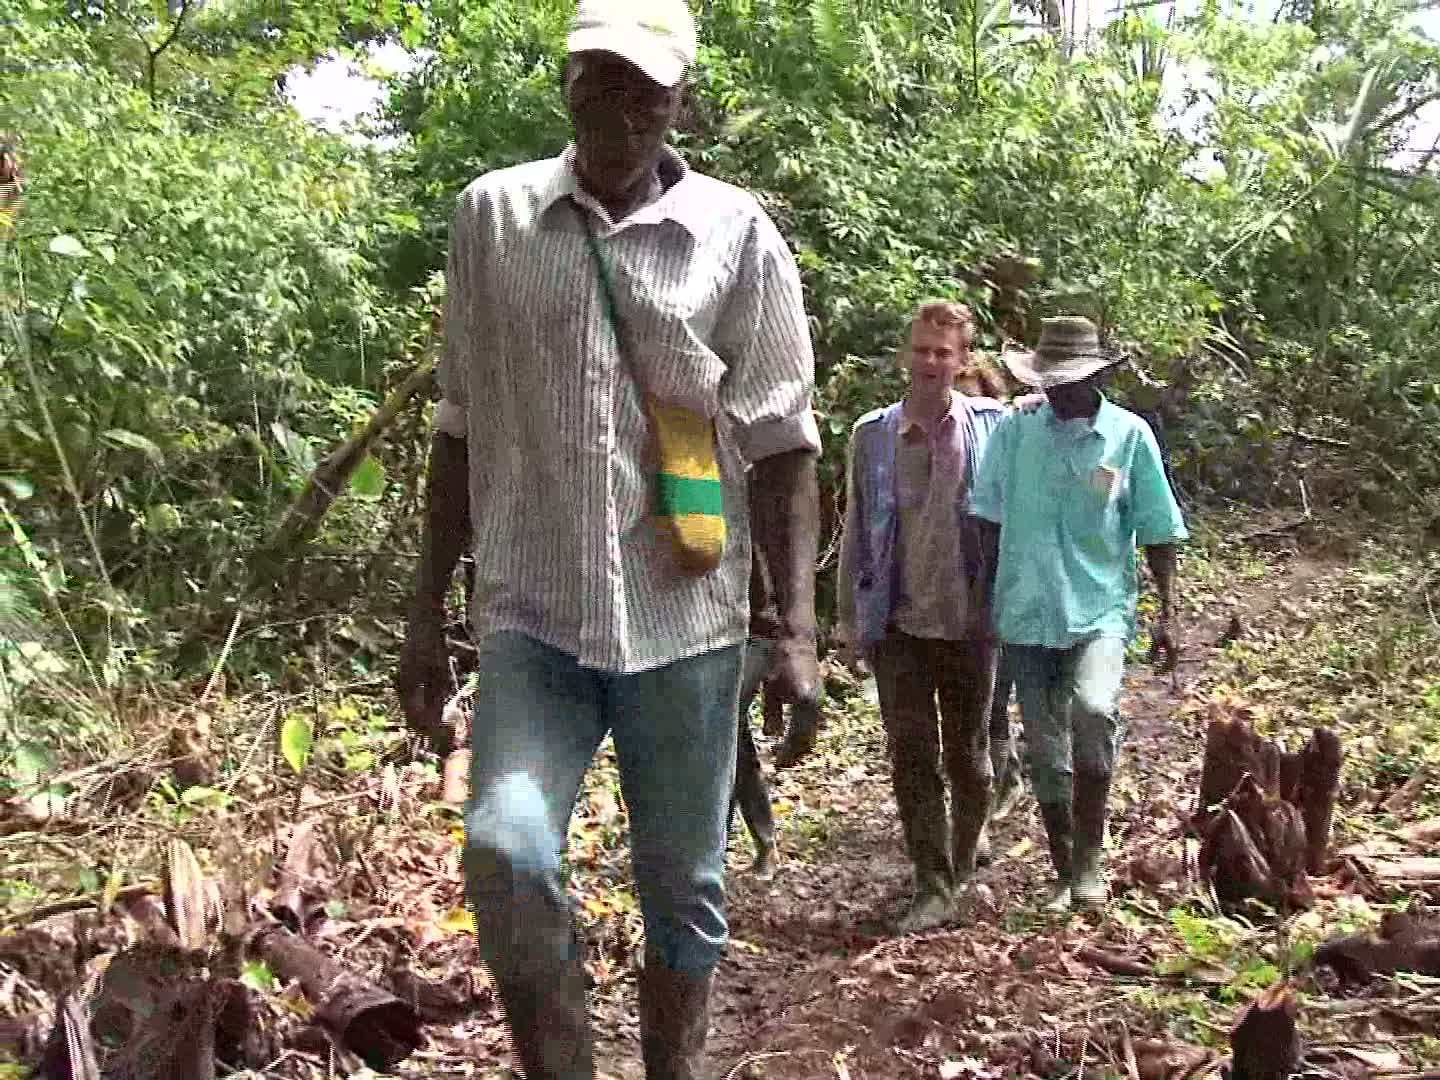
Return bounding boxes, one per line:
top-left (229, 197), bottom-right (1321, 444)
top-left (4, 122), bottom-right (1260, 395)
top-left (396, 2), bottom-right (822, 1076)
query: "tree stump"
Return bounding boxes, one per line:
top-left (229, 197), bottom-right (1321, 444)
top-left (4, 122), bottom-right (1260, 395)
top-left (1191, 710), bottom-right (1342, 912)
top-left (1313, 911), bottom-right (1440, 984)
top-left (1230, 984), bottom-right (1300, 1080)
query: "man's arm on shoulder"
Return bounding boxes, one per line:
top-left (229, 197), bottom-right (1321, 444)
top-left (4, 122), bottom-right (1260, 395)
top-left (969, 408), bottom-right (1014, 523)
top-left (968, 411), bottom-right (1014, 639)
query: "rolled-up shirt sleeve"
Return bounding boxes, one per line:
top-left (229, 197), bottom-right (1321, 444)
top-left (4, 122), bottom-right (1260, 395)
top-left (1129, 423), bottom-right (1189, 546)
top-left (714, 209), bottom-right (822, 463)
top-left (435, 190), bottom-right (476, 439)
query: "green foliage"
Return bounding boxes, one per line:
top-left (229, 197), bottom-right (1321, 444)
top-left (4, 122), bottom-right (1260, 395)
top-left (3, 9), bottom-right (434, 705)
top-left (3, 0), bottom-right (1440, 719)
top-left (383, 0), bottom-right (1440, 546)
top-left (281, 712), bottom-right (315, 774)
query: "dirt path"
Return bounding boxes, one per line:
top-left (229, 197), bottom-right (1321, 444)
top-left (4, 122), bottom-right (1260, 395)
top-left (15, 534), bottom-right (1430, 1080)
top-left (613, 546), bottom-right (1337, 1079)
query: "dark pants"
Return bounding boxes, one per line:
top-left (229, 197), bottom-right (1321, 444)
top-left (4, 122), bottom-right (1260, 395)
top-left (990, 646), bottom-right (1024, 793)
top-left (870, 631), bottom-right (997, 898)
top-left (731, 639), bottom-right (775, 855)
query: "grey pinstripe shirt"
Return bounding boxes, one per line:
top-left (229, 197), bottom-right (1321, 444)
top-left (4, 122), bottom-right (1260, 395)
top-left (436, 147), bottom-right (821, 674)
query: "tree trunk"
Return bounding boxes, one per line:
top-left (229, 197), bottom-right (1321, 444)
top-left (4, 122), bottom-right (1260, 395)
top-left (257, 356), bottom-right (435, 585)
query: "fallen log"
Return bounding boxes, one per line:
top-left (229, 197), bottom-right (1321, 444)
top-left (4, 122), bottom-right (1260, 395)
top-left (1075, 945), bottom-right (1155, 978)
top-left (252, 926), bottom-right (422, 1070)
top-left (1191, 711), bottom-right (1341, 912)
top-left (1313, 911), bottom-right (1440, 984)
top-left (1230, 984), bottom-right (1300, 1080)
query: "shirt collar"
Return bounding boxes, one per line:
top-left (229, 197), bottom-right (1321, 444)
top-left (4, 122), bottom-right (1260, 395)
top-left (900, 391), bottom-right (962, 436)
top-left (540, 145), bottom-right (702, 237)
top-left (1045, 392), bottom-right (1112, 436)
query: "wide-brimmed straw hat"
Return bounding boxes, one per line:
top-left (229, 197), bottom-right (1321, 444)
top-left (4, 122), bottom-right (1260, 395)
top-left (1004, 316), bottom-right (1118, 389)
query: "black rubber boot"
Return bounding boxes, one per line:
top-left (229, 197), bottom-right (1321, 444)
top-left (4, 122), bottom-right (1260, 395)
top-left (638, 965), bottom-right (713, 1080)
top-left (1037, 799), bottom-right (1075, 913)
top-left (1071, 767), bottom-right (1115, 912)
top-left (492, 958), bottom-right (594, 1079)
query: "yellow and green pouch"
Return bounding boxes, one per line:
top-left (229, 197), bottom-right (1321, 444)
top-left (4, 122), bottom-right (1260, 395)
top-left (577, 203), bottom-right (725, 574)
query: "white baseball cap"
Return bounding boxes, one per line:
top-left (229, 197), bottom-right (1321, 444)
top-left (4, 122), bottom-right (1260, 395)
top-left (567, 0), bottom-right (698, 88)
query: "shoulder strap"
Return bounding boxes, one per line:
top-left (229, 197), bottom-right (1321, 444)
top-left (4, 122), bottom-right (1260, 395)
top-left (571, 199), bottom-right (626, 353)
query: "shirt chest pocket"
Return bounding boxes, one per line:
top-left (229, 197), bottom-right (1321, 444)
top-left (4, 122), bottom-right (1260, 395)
top-left (617, 238), bottom-right (734, 416)
top-left (1064, 459), bottom-right (1128, 541)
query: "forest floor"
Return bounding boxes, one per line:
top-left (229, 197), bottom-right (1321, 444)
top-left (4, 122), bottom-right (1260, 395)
top-left (2, 511), bottom-right (1439, 1079)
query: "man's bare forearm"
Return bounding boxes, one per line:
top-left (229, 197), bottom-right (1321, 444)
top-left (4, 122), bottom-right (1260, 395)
top-left (750, 448), bottom-right (819, 641)
top-left (414, 432), bottom-right (472, 610)
top-left (976, 518), bottom-right (1001, 612)
top-left (1145, 543), bottom-right (1177, 616)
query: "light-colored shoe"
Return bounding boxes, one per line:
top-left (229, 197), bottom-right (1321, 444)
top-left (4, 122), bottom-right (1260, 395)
top-left (1071, 857), bottom-right (1106, 912)
top-left (897, 891), bottom-right (952, 935)
top-left (751, 844), bottom-right (776, 883)
top-left (1041, 878), bottom-right (1072, 913)
top-left (991, 771), bottom-right (1023, 822)
top-left (976, 823), bottom-right (993, 866)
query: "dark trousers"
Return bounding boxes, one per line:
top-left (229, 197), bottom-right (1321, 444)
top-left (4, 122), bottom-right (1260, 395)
top-left (990, 646), bottom-right (1024, 791)
top-left (730, 639), bottom-right (775, 854)
top-left (870, 631), bottom-right (997, 897)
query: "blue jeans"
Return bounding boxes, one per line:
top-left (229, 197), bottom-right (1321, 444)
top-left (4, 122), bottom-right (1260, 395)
top-left (463, 632), bottom-right (743, 982)
top-left (1006, 637), bottom-right (1127, 806)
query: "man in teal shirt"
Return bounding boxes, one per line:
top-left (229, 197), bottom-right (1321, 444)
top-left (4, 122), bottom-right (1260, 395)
top-left (972, 316), bottom-right (1186, 913)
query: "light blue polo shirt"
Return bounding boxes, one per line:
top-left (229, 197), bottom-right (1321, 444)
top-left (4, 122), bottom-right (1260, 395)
top-left (971, 397), bottom-right (1188, 649)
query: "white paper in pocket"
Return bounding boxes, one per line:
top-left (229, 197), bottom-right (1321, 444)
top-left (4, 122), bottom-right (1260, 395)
top-left (1088, 464), bottom-right (1121, 502)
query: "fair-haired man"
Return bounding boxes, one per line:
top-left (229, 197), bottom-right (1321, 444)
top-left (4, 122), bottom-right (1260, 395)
top-left (837, 300), bottom-right (1007, 934)
top-left (395, 2), bottom-right (822, 1075)
top-left (973, 316), bottom-right (1186, 913)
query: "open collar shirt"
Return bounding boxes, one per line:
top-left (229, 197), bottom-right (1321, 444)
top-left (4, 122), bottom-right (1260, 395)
top-left (970, 397), bottom-right (1188, 649)
top-left (435, 146), bottom-right (821, 673)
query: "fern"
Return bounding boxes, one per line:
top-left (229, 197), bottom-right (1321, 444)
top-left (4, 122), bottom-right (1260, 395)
top-left (809, 0), bottom-right (859, 72)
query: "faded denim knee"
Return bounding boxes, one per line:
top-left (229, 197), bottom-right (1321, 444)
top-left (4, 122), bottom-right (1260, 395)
top-left (463, 772), bottom-right (576, 978)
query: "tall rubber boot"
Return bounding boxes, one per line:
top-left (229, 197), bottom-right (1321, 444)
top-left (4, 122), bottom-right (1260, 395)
top-left (1071, 767), bottom-right (1114, 912)
top-left (491, 951), bottom-right (594, 1079)
top-left (638, 965), bottom-right (713, 1080)
top-left (1037, 799), bottom-right (1074, 913)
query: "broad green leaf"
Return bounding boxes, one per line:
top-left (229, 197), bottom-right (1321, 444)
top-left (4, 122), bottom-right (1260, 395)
top-left (349, 455), bottom-right (386, 501)
top-left (13, 741), bottom-right (54, 787)
top-left (101, 429), bottom-right (163, 462)
top-left (144, 502), bottom-right (182, 534)
top-left (240, 960), bottom-right (276, 992)
top-left (281, 713), bottom-right (314, 775)
top-left (47, 234), bottom-right (89, 258)
top-left (180, 785), bottom-right (230, 807)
